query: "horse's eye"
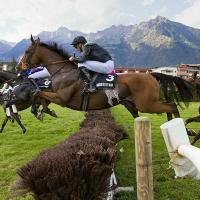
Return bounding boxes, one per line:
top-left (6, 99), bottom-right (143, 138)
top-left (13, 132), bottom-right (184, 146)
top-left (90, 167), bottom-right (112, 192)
top-left (25, 49), bottom-right (31, 54)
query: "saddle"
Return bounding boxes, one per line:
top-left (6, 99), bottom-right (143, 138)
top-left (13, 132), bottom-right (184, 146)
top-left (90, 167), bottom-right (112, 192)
top-left (81, 71), bottom-right (118, 91)
top-left (94, 73), bottom-right (117, 90)
top-left (35, 78), bottom-right (52, 89)
top-left (80, 71), bottom-right (119, 111)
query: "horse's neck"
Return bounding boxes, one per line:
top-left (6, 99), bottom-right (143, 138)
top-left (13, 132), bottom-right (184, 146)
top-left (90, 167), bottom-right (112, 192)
top-left (40, 49), bottom-right (77, 75)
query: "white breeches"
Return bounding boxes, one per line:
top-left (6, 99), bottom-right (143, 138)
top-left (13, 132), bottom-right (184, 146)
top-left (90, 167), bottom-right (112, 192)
top-left (28, 68), bottom-right (50, 79)
top-left (78, 60), bottom-right (114, 74)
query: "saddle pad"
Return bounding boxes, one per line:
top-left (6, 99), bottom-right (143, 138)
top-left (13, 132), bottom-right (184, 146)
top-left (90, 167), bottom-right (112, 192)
top-left (36, 78), bottom-right (52, 89)
top-left (94, 74), bottom-right (118, 90)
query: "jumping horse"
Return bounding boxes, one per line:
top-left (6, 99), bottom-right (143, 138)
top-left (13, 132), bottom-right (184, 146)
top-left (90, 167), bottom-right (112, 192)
top-left (0, 71), bottom-right (57, 133)
top-left (18, 36), bottom-right (193, 120)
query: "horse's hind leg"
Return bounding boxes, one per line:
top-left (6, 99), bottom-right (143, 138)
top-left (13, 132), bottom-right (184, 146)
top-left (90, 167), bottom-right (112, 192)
top-left (121, 100), bottom-right (139, 118)
top-left (191, 131), bottom-right (200, 145)
top-left (185, 115), bottom-right (200, 125)
top-left (185, 106), bottom-right (200, 125)
top-left (0, 115), bottom-right (9, 133)
top-left (12, 113), bottom-right (26, 134)
top-left (139, 101), bottom-right (179, 121)
top-left (166, 113), bottom-right (173, 121)
top-left (171, 103), bottom-right (180, 118)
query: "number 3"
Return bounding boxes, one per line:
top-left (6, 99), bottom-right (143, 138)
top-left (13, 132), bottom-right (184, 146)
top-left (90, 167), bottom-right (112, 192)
top-left (106, 75), bottom-right (114, 82)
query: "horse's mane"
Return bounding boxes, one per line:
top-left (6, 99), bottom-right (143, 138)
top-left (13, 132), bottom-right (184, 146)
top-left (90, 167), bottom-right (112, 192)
top-left (40, 42), bottom-right (71, 59)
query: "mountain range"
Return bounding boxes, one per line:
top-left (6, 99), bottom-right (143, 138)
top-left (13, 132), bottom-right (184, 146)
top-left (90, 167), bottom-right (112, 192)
top-left (1, 16), bottom-right (200, 67)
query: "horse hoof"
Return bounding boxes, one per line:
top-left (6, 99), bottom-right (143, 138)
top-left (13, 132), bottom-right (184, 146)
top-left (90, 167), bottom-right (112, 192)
top-left (22, 129), bottom-right (26, 134)
top-left (37, 114), bottom-right (44, 121)
top-left (51, 111), bottom-right (58, 118)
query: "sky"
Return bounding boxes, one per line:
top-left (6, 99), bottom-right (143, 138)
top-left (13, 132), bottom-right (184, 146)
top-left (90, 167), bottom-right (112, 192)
top-left (1, 0), bottom-right (200, 42)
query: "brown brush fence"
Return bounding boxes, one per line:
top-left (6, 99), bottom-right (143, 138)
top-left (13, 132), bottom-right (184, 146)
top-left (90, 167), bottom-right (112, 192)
top-left (11, 109), bottom-right (129, 200)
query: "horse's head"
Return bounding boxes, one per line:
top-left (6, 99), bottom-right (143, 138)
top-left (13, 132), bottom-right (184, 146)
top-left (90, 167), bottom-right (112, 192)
top-left (20, 35), bottom-right (41, 69)
top-left (19, 36), bottom-right (77, 76)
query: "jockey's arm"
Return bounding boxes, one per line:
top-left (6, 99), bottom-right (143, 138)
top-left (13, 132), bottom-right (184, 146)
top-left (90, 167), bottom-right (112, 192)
top-left (70, 46), bottom-right (91, 63)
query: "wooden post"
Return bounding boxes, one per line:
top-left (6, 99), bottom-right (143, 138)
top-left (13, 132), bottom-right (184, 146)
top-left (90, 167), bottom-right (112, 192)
top-left (134, 117), bottom-right (154, 200)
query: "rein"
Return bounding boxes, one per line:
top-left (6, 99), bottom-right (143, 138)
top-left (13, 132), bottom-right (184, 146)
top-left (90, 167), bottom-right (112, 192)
top-left (51, 63), bottom-right (67, 78)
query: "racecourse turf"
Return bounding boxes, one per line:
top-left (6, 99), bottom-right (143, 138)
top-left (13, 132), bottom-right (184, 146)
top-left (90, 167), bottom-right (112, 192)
top-left (0, 102), bottom-right (199, 200)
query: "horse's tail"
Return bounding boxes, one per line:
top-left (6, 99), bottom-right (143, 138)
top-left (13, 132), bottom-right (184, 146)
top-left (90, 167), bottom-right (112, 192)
top-left (151, 72), bottom-right (194, 107)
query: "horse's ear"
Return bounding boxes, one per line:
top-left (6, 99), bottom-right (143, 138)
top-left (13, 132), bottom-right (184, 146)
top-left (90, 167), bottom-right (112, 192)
top-left (30, 35), bottom-right (35, 44)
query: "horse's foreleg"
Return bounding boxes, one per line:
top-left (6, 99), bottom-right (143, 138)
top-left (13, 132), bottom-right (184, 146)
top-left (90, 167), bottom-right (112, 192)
top-left (5, 99), bottom-right (19, 108)
top-left (42, 107), bottom-right (58, 118)
top-left (36, 85), bottom-right (76, 106)
top-left (12, 113), bottom-right (26, 134)
top-left (40, 98), bottom-right (58, 118)
top-left (35, 91), bottom-right (64, 105)
top-left (31, 103), bottom-right (39, 118)
top-left (0, 115), bottom-right (9, 133)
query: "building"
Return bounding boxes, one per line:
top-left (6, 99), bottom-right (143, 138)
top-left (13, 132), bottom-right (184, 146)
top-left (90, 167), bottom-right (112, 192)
top-left (0, 63), bottom-right (8, 71)
top-left (115, 67), bottom-right (151, 74)
top-left (151, 66), bottom-right (177, 76)
top-left (177, 64), bottom-right (200, 78)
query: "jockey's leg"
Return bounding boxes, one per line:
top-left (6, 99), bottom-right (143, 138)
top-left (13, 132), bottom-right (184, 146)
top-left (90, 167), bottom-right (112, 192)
top-left (28, 68), bottom-right (50, 94)
top-left (29, 78), bottom-right (41, 94)
top-left (28, 68), bottom-right (50, 79)
top-left (81, 60), bottom-right (114, 74)
top-left (78, 66), bottom-right (96, 93)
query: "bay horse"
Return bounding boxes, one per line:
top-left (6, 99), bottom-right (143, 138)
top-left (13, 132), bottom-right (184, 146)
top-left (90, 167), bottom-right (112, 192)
top-left (0, 71), bottom-right (57, 133)
top-left (19, 36), bottom-right (193, 120)
top-left (185, 72), bottom-right (200, 125)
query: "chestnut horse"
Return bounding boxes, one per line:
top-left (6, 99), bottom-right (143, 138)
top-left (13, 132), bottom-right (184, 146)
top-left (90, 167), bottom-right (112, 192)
top-left (19, 36), bottom-right (193, 120)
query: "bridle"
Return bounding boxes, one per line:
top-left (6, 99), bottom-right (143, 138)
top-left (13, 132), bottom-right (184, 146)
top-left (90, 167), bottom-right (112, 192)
top-left (20, 43), bottom-right (77, 78)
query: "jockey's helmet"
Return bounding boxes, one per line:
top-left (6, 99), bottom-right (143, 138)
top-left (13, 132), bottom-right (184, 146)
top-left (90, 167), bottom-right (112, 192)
top-left (71, 36), bottom-right (87, 47)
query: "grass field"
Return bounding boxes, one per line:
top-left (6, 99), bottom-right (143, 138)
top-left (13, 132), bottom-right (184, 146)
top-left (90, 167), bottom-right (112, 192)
top-left (0, 103), bottom-right (199, 200)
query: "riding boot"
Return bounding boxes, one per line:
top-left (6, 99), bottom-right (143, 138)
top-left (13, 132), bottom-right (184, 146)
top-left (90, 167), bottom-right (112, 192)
top-left (79, 67), bottom-right (96, 93)
top-left (29, 78), bottom-right (40, 94)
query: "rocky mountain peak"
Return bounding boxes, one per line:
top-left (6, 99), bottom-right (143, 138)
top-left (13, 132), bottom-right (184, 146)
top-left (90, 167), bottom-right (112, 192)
top-left (1, 16), bottom-right (200, 67)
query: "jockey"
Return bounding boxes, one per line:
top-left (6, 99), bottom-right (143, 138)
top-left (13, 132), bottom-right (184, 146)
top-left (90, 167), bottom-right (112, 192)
top-left (18, 61), bottom-right (50, 93)
top-left (69, 36), bottom-right (114, 93)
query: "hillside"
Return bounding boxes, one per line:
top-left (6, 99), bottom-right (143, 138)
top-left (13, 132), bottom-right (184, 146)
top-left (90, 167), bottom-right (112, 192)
top-left (1, 16), bottom-right (200, 67)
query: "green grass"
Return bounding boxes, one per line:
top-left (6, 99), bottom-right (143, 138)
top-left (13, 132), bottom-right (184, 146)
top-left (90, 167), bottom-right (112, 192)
top-left (0, 103), bottom-right (199, 200)
top-left (111, 102), bottom-right (200, 200)
top-left (0, 105), bottom-right (85, 200)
